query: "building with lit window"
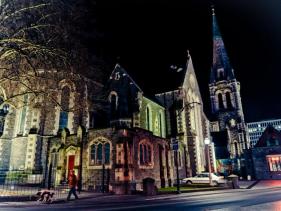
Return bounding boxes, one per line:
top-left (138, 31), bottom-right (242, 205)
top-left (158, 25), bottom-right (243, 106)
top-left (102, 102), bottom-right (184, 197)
top-left (251, 125), bottom-right (281, 179)
top-left (247, 119), bottom-right (281, 148)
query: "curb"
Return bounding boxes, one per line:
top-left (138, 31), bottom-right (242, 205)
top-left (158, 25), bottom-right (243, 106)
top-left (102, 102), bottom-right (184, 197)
top-left (246, 180), bottom-right (260, 189)
top-left (157, 187), bottom-right (230, 195)
top-left (0, 193), bottom-right (110, 203)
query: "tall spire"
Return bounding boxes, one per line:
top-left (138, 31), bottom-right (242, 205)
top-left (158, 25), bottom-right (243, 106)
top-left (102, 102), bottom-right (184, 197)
top-left (210, 7), bottom-right (235, 83)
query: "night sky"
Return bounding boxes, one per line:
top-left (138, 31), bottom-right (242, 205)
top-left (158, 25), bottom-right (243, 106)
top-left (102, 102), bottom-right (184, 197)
top-left (90, 0), bottom-right (281, 123)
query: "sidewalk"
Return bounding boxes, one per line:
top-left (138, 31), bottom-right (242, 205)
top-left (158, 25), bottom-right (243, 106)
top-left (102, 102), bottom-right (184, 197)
top-left (238, 180), bottom-right (259, 189)
top-left (0, 190), bottom-right (108, 203)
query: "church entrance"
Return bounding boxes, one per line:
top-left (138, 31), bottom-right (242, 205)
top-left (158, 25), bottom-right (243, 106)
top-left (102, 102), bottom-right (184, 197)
top-left (68, 155), bottom-right (75, 178)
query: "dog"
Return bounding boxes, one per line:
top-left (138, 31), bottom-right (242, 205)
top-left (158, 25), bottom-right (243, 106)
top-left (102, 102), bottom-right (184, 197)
top-left (36, 189), bottom-right (55, 203)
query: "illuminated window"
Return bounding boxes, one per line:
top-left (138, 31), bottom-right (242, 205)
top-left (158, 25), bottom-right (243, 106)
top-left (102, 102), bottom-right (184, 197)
top-left (89, 141), bottom-right (111, 166)
top-left (59, 86), bottom-right (70, 129)
top-left (146, 106), bottom-right (151, 130)
top-left (267, 155), bottom-right (281, 172)
top-left (139, 141), bottom-right (153, 166)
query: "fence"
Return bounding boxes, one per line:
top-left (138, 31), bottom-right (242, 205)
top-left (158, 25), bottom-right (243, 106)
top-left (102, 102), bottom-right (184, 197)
top-left (0, 170), bottom-right (174, 198)
top-left (0, 171), bottom-right (71, 199)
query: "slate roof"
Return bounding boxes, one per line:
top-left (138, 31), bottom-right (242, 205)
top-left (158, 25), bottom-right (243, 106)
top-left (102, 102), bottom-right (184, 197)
top-left (255, 125), bottom-right (281, 147)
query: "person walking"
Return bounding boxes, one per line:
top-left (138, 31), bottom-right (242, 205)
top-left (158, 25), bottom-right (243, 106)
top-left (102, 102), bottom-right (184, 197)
top-left (67, 170), bottom-right (79, 201)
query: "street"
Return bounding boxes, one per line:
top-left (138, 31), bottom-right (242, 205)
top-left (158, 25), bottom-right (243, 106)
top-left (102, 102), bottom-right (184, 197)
top-left (1, 187), bottom-right (281, 210)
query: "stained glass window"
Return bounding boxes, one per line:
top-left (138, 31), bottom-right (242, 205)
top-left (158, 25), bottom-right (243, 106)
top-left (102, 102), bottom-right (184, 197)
top-left (90, 145), bottom-right (96, 165)
top-left (59, 86), bottom-right (70, 129)
top-left (97, 143), bottom-right (103, 164)
top-left (59, 111), bottom-right (68, 129)
top-left (146, 107), bottom-right (151, 130)
top-left (89, 141), bottom-right (111, 166)
top-left (105, 143), bottom-right (110, 164)
top-left (139, 142), bottom-right (152, 166)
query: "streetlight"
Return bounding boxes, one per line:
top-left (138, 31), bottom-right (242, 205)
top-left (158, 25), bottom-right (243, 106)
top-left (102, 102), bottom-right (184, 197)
top-left (204, 138), bottom-right (213, 186)
top-left (171, 138), bottom-right (181, 194)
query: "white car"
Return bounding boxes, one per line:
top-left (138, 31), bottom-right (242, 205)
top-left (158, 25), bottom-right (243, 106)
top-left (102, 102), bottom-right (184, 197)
top-left (182, 173), bottom-right (225, 186)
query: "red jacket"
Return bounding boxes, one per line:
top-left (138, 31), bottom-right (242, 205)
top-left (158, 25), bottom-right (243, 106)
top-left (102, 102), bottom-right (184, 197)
top-left (68, 174), bottom-right (77, 188)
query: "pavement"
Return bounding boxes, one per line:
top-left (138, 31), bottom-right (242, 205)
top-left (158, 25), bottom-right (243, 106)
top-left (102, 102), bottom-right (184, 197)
top-left (2, 186), bottom-right (281, 210)
top-left (0, 179), bottom-right (276, 204)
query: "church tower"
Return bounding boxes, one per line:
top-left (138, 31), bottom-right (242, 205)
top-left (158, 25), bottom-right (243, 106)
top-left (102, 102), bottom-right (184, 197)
top-left (209, 8), bottom-right (249, 172)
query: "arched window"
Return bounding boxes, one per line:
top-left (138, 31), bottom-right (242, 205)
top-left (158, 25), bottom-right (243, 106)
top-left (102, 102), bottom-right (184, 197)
top-left (147, 145), bottom-right (152, 163)
top-left (104, 143), bottom-right (110, 164)
top-left (90, 145), bottom-right (96, 164)
top-left (89, 140), bottom-right (111, 166)
top-left (139, 141), bottom-right (153, 166)
top-left (140, 144), bottom-right (144, 164)
top-left (146, 106), bottom-right (151, 130)
top-left (0, 97), bottom-right (9, 136)
top-left (225, 92), bottom-right (233, 109)
top-left (158, 112), bottom-right (163, 137)
top-left (218, 93), bottom-right (224, 110)
top-left (59, 86), bottom-right (70, 129)
top-left (97, 143), bottom-right (103, 164)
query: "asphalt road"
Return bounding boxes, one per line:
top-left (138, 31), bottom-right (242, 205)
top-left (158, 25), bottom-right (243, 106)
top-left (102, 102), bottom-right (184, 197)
top-left (1, 187), bottom-right (281, 210)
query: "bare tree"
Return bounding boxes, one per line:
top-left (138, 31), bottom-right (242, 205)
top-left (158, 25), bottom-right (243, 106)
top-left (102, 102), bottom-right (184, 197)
top-left (0, 0), bottom-right (107, 112)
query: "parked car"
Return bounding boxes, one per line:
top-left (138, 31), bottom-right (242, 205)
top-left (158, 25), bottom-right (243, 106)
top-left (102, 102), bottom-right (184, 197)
top-left (181, 173), bottom-right (225, 186)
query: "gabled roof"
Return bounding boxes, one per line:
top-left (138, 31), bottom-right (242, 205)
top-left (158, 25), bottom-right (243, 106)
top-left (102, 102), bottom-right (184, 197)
top-left (108, 63), bottom-right (143, 93)
top-left (210, 8), bottom-right (235, 84)
top-left (255, 125), bottom-right (281, 147)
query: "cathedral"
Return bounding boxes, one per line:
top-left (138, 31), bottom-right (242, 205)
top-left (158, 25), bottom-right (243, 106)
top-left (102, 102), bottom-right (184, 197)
top-left (0, 7), bottom-right (250, 194)
top-left (46, 58), bottom-right (212, 193)
top-left (209, 8), bottom-right (249, 176)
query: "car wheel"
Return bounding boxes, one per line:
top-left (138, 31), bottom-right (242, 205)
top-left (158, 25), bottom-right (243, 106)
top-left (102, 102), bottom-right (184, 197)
top-left (186, 180), bottom-right (192, 185)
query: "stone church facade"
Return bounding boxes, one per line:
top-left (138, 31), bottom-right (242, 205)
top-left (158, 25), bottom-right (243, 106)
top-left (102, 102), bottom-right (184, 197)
top-left (46, 62), bottom-right (214, 193)
top-left (155, 54), bottom-right (211, 177)
top-left (47, 64), bottom-right (173, 193)
top-left (0, 70), bottom-right (102, 177)
top-left (209, 9), bottom-right (249, 175)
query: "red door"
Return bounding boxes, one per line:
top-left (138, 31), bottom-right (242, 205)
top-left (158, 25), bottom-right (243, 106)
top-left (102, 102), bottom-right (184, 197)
top-left (68, 155), bottom-right (75, 177)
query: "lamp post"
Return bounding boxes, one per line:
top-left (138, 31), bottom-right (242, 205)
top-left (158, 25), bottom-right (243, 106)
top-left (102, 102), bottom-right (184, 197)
top-left (204, 138), bottom-right (213, 186)
top-left (172, 138), bottom-right (181, 194)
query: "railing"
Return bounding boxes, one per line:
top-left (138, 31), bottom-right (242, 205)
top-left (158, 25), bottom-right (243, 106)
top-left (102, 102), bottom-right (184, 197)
top-left (0, 170), bottom-right (176, 199)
